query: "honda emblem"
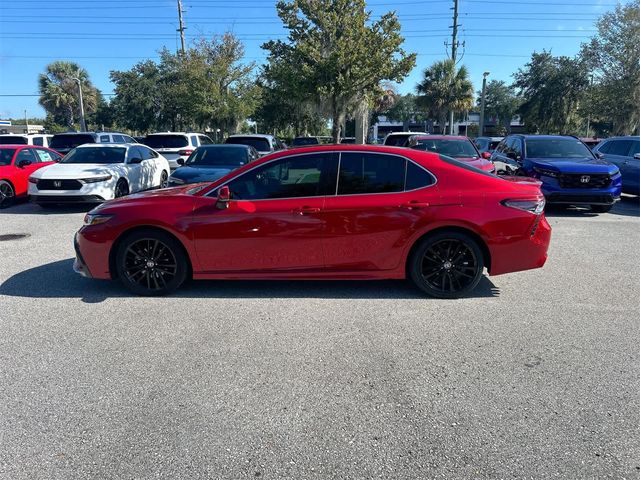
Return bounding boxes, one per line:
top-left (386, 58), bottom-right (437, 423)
top-left (580, 175), bottom-right (590, 184)
top-left (53, 180), bottom-right (62, 188)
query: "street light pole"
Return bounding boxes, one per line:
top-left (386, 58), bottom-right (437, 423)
top-left (479, 71), bottom-right (490, 137)
top-left (70, 77), bottom-right (86, 132)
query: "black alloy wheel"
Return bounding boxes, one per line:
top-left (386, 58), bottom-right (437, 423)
top-left (116, 230), bottom-right (188, 295)
top-left (115, 179), bottom-right (129, 198)
top-left (160, 170), bottom-right (169, 188)
top-left (409, 232), bottom-right (484, 299)
top-left (0, 181), bottom-right (15, 209)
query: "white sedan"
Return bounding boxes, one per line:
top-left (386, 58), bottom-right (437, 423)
top-left (29, 144), bottom-right (170, 205)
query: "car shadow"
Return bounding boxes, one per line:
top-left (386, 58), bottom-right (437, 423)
top-left (544, 196), bottom-right (640, 218)
top-left (609, 195), bottom-right (640, 218)
top-left (0, 259), bottom-right (500, 303)
top-left (0, 201), bottom-right (94, 215)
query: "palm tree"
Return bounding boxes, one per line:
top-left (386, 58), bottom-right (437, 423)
top-left (38, 61), bottom-right (98, 129)
top-left (416, 59), bottom-right (474, 134)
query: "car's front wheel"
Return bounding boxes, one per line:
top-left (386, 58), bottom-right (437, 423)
top-left (159, 170), bottom-right (169, 188)
top-left (0, 180), bottom-right (15, 209)
top-left (409, 231), bottom-right (485, 299)
top-left (591, 204), bottom-right (612, 213)
top-left (115, 229), bottom-right (188, 296)
top-left (114, 178), bottom-right (129, 198)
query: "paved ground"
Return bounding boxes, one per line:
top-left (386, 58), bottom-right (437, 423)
top-left (0, 197), bottom-right (639, 479)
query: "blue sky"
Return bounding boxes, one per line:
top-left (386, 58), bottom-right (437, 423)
top-left (0, 0), bottom-right (627, 119)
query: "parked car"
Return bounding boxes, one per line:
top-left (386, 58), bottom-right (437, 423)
top-left (383, 131), bottom-right (428, 147)
top-left (0, 145), bottom-right (62, 208)
top-left (142, 132), bottom-right (213, 170)
top-left (29, 144), bottom-right (170, 206)
top-left (225, 134), bottom-right (284, 156)
top-left (579, 137), bottom-right (603, 150)
top-left (73, 145), bottom-right (551, 299)
top-left (474, 136), bottom-right (503, 154)
top-left (491, 135), bottom-right (622, 212)
top-left (407, 135), bottom-right (495, 172)
top-left (291, 136), bottom-right (321, 147)
top-left (49, 132), bottom-right (137, 155)
top-left (0, 133), bottom-right (53, 148)
top-left (168, 144), bottom-right (259, 187)
top-left (340, 137), bottom-right (356, 144)
top-left (593, 136), bottom-right (640, 195)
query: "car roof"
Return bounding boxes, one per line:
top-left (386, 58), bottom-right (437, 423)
top-left (76, 143), bottom-right (134, 148)
top-left (602, 136), bottom-right (640, 140)
top-left (200, 143), bottom-right (251, 149)
top-left (412, 135), bottom-right (470, 141)
top-left (146, 132), bottom-right (193, 136)
top-left (228, 134), bottom-right (275, 140)
top-left (386, 131), bottom-right (428, 136)
top-left (517, 134), bottom-right (580, 140)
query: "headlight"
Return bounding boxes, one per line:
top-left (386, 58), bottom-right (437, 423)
top-left (169, 177), bottom-right (186, 185)
top-left (533, 167), bottom-right (559, 178)
top-left (83, 214), bottom-right (113, 226)
top-left (610, 169), bottom-right (620, 176)
top-left (81, 175), bottom-right (112, 183)
top-left (28, 177), bottom-right (39, 184)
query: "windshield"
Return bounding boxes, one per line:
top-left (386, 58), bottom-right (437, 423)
top-left (292, 137), bottom-right (319, 146)
top-left (61, 147), bottom-right (126, 164)
top-left (0, 148), bottom-right (17, 165)
top-left (186, 146), bottom-right (248, 166)
top-left (143, 135), bottom-right (189, 149)
top-left (50, 134), bottom-right (95, 150)
top-left (526, 138), bottom-right (593, 159)
top-left (0, 136), bottom-right (28, 145)
top-left (226, 136), bottom-right (271, 152)
top-left (412, 139), bottom-right (479, 158)
top-left (385, 134), bottom-right (411, 146)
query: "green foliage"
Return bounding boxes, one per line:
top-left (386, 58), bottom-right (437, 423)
top-left (110, 34), bottom-right (259, 135)
top-left (263, 0), bottom-right (416, 142)
top-left (477, 80), bottom-right (520, 133)
top-left (38, 61), bottom-right (99, 129)
top-left (513, 51), bottom-right (589, 134)
top-left (415, 59), bottom-right (473, 132)
top-left (580, 0), bottom-right (640, 135)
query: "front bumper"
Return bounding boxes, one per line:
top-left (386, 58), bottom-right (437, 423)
top-left (32, 194), bottom-right (105, 204)
top-left (544, 193), bottom-right (620, 205)
top-left (73, 233), bottom-right (92, 278)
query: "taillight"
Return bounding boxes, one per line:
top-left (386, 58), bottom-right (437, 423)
top-left (178, 149), bottom-right (194, 156)
top-left (501, 198), bottom-right (545, 215)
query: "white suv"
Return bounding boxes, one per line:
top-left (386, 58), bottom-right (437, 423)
top-left (143, 132), bottom-right (214, 170)
top-left (225, 134), bottom-right (285, 156)
top-left (0, 134), bottom-right (54, 148)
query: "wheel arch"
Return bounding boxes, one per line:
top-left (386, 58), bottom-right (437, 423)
top-left (108, 225), bottom-right (193, 280)
top-left (404, 225), bottom-right (492, 276)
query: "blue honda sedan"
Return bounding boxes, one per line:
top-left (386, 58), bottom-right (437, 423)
top-left (491, 135), bottom-right (622, 212)
top-left (168, 144), bottom-right (259, 187)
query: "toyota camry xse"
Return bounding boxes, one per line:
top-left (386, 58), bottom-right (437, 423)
top-left (74, 145), bottom-right (551, 298)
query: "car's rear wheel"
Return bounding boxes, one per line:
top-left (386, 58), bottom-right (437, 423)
top-left (0, 180), bottom-right (15, 209)
top-left (114, 179), bottom-right (129, 198)
top-left (409, 231), bottom-right (484, 299)
top-left (591, 204), bottom-right (612, 213)
top-left (116, 229), bottom-right (188, 296)
top-left (159, 170), bottom-right (169, 188)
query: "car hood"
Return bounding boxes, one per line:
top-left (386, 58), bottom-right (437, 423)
top-left (91, 183), bottom-right (208, 214)
top-left (528, 157), bottom-right (617, 174)
top-left (171, 165), bottom-right (236, 183)
top-left (30, 163), bottom-right (119, 179)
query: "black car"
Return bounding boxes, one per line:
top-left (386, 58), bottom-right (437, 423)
top-left (291, 136), bottom-right (321, 147)
top-left (168, 144), bottom-right (259, 187)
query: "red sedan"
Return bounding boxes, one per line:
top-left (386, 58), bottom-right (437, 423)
top-left (74, 145), bottom-right (551, 298)
top-left (407, 135), bottom-right (495, 172)
top-left (0, 145), bottom-right (62, 208)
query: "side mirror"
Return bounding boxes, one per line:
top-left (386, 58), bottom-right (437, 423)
top-left (177, 158), bottom-right (185, 166)
top-left (17, 159), bottom-right (32, 168)
top-left (596, 152), bottom-right (605, 159)
top-left (216, 185), bottom-right (230, 209)
top-left (129, 157), bottom-right (143, 164)
top-left (481, 151), bottom-right (492, 160)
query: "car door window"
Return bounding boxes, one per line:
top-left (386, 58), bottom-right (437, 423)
top-left (99, 135), bottom-right (110, 142)
top-left (34, 148), bottom-right (55, 162)
top-left (225, 152), bottom-right (338, 200)
top-left (127, 146), bottom-right (144, 162)
top-left (190, 136), bottom-right (198, 147)
top-left (597, 141), bottom-right (612, 154)
top-left (123, 135), bottom-right (136, 143)
top-left (338, 152), bottom-right (405, 195)
top-left (511, 138), bottom-right (523, 158)
top-left (405, 161), bottom-right (436, 190)
top-left (629, 141), bottom-right (640, 157)
top-left (138, 146), bottom-right (154, 160)
top-left (199, 135), bottom-right (213, 145)
top-left (608, 140), bottom-right (633, 156)
top-left (113, 134), bottom-right (126, 143)
top-left (33, 137), bottom-right (44, 146)
top-left (15, 149), bottom-right (37, 165)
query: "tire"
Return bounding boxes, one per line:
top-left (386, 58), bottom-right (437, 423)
top-left (115, 229), bottom-right (188, 296)
top-left (114, 178), bottom-right (129, 198)
top-left (159, 170), bottom-right (169, 189)
top-left (591, 204), bottom-right (612, 213)
top-left (409, 231), bottom-right (485, 299)
top-left (0, 180), bottom-right (15, 209)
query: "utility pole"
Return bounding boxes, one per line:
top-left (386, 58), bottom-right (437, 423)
top-left (177, 0), bottom-right (186, 55)
top-left (479, 71), bottom-right (490, 137)
top-left (448, 0), bottom-right (460, 135)
top-left (71, 76), bottom-right (86, 132)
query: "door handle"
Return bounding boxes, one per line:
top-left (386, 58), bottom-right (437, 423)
top-left (400, 201), bottom-right (430, 209)
top-left (293, 206), bottom-right (321, 215)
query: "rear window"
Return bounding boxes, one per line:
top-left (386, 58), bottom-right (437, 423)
top-left (225, 136), bottom-right (271, 152)
top-left (0, 136), bottom-right (28, 145)
top-left (143, 135), bottom-right (189, 149)
top-left (50, 134), bottom-right (95, 150)
top-left (0, 148), bottom-right (17, 165)
top-left (186, 146), bottom-right (248, 166)
top-left (292, 137), bottom-right (320, 146)
top-left (384, 134), bottom-right (411, 146)
top-left (60, 147), bottom-right (126, 164)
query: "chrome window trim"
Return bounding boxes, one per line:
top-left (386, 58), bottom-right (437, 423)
top-left (204, 150), bottom-right (437, 201)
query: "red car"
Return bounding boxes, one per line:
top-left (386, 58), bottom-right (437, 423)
top-left (407, 135), bottom-right (495, 172)
top-left (74, 145), bottom-right (551, 298)
top-left (0, 145), bottom-right (62, 208)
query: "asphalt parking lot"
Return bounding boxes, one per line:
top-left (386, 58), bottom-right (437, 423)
top-left (1, 198), bottom-right (639, 479)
